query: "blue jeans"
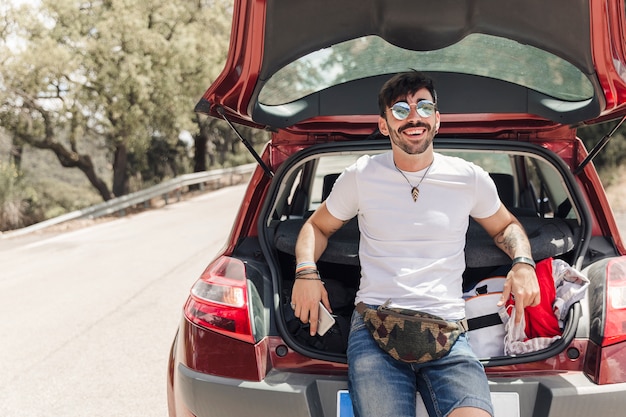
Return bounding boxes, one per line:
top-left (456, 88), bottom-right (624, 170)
top-left (347, 309), bottom-right (494, 417)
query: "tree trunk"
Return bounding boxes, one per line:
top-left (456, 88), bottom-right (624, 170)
top-left (10, 142), bottom-right (23, 171)
top-left (112, 143), bottom-right (129, 197)
top-left (25, 136), bottom-right (113, 201)
top-left (193, 133), bottom-right (207, 172)
top-left (10, 92), bottom-right (113, 201)
top-left (78, 154), bottom-right (112, 201)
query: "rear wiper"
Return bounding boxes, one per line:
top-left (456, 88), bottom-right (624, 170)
top-left (574, 115), bottom-right (626, 176)
top-left (216, 106), bottom-right (274, 179)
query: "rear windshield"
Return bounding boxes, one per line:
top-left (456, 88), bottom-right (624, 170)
top-left (259, 34), bottom-right (593, 106)
top-left (275, 149), bottom-right (577, 222)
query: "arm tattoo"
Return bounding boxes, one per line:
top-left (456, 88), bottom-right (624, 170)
top-left (494, 222), bottom-right (532, 258)
top-left (327, 219), bottom-right (350, 235)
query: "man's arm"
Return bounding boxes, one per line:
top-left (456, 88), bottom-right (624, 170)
top-left (292, 201), bottom-right (347, 335)
top-left (474, 204), bottom-right (540, 323)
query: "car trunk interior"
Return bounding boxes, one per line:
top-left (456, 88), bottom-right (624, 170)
top-left (262, 138), bottom-right (589, 365)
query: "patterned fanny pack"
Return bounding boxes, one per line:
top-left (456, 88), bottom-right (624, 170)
top-left (355, 301), bottom-right (468, 363)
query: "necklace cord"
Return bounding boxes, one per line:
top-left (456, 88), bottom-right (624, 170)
top-left (394, 161), bottom-right (433, 202)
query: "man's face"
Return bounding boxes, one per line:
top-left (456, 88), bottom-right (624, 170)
top-left (378, 88), bottom-right (441, 156)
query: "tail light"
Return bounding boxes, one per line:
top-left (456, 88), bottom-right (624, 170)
top-left (584, 256), bottom-right (626, 384)
top-left (184, 256), bottom-right (255, 343)
top-left (605, 258), bottom-right (626, 345)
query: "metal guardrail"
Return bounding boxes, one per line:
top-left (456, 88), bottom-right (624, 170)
top-left (2, 163), bottom-right (256, 239)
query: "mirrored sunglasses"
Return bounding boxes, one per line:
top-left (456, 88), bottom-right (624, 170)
top-left (390, 100), bottom-right (437, 120)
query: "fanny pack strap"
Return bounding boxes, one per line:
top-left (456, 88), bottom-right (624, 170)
top-left (354, 301), bottom-right (368, 315)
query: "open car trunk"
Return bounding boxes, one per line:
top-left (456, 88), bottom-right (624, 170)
top-left (260, 137), bottom-right (591, 366)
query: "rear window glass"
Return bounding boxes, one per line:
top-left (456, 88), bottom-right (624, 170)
top-left (307, 151), bottom-right (513, 209)
top-left (287, 150), bottom-right (574, 222)
top-left (259, 34), bottom-right (593, 106)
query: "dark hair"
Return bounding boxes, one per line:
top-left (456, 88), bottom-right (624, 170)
top-left (378, 70), bottom-right (438, 117)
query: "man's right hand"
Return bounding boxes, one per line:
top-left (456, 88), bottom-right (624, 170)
top-left (291, 278), bottom-right (331, 336)
top-left (293, 201), bottom-right (345, 335)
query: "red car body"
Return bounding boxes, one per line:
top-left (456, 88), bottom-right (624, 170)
top-left (168, 1), bottom-right (626, 416)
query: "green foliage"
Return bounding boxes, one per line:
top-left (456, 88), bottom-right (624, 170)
top-left (129, 135), bottom-right (191, 189)
top-left (36, 176), bottom-right (103, 217)
top-left (0, 0), bottom-right (234, 203)
top-left (578, 119), bottom-right (626, 186)
top-left (0, 162), bottom-right (44, 231)
top-left (193, 116), bottom-right (270, 170)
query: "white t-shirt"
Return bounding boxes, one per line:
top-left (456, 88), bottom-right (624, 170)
top-left (325, 151), bottom-right (501, 320)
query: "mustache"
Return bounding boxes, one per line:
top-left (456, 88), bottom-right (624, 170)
top-left (399, 121), bottom-right (431, 133)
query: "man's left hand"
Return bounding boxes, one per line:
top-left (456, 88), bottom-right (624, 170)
top-left (498, 263), bottom-right (540, 324)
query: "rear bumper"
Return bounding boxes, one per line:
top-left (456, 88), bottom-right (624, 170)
top-left (176, 365), bottom-right (347, 417)
top-left (174, 365), bottom-right (626, 417)
top-left (490, 373), bottom-right (626, 417)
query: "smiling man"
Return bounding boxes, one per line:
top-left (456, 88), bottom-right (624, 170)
top-left (291, 70), bottom-right (540, 417)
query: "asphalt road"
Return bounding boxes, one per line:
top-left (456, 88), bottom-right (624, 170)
top-left (0, 184), bottom-right (248, 417)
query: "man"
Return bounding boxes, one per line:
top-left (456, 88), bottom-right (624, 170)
top-left (291, 70), bottom-right (540, 417)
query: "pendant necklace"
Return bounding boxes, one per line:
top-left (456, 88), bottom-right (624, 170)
top-left (394, 160), bottom-right (433, 202)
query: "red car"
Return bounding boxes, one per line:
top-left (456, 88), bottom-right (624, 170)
top-left (168, 1), bottom-right (626, 416)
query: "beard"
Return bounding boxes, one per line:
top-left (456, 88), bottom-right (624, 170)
top-left (388, 121), bottom-right (436, 155)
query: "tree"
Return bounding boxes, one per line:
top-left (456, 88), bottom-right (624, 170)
top-left (0, 0), bottom-right (233, 200)
top-left (192, 114), bottom-right (269, 171)
top-left (578, 119), bottom-right (626, 184)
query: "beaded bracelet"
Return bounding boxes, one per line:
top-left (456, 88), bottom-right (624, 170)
top-left (295, 261), bottom-right (317, 273)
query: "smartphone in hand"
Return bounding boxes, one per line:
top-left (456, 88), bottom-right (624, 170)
top-left (317, 301), bottom-right (336, 336)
